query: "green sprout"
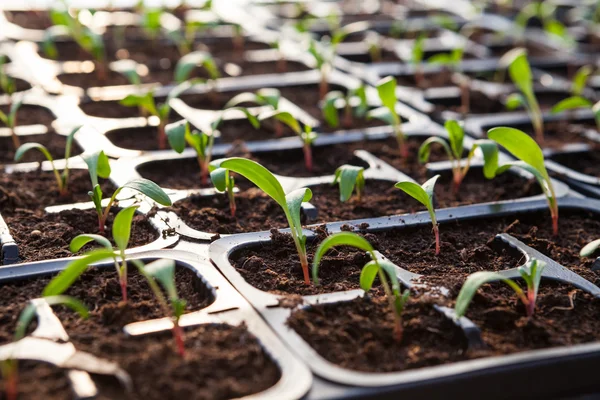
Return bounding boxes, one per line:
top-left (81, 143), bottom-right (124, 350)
top-left (333, 165), bottom-right (365, 202)
top-left (395, 175), bottom-right (441, 254)
top-left (82, 151), bottom-right (172, 233)
top-left (365, 31), bottom-right (383, 63)
top-left (43, 206), bottom-right (142, 302)
top-left (504, 49), bottom-right (544, 143)
top-left (14, 126), bottom-right (81, 197)
top-left (259, 110), bottom-right (317, 171)
top-left (454, 259), bottom-right (546, 319)
top-left (140, 7), bottom-right (163, 41)
top-left (486, 127), bottom-right (558, 235)
top-left (515, 2), bottom-right (575, 48)
top-left (550, 66), bottom-right (594, 118)
top-left (0, 56), bottom-right (15, 96)
top-left (167, 109), bottom-right (258, 185)
top-left (427, 47), bottom-right (468, 113)
top-left (0, 97), bottom-right (23, 149)
top-left (308, 39), bottom-right (333, 100)
top-left (43, 9), bottom-right (107, 80)
top-left (411, 34), bottom-right (426, 88)
top-left (419, 120), bottom-right (499, 194)
top-left (3, 295), bottom-right (88, 400)
top-left (321, 86), bottom-right (368, 129)
top-left (119, 80), bottom-right (194, 149)
top-left (213, 158), bottom-right (313, 284)
top-left (209, 158), bottom-right (237, 216)
top-left (174, 51), bottom-right (220, 84)
top-left (368, 76), bottom-right (405, 158)
top-left (312, 232), bottom-right (410, 341)
top-left (140, 259), bottom-right (187, 357)
top-left (225, 88), bottom-right (283, 135)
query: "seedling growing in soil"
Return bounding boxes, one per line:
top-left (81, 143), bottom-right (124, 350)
top-left (486, 127), bottom-right (559, 235)
top-left (504, 49), bottom-right (544, 143)
top-left (321, 86), bottom-right (368, 129)
top-left (140, 7), bottom-right (163, 41)
top-left (368, 77), bottom-right (406, 158)
top-left (216, 158), bottom-right (313, 284)
top-left (2, 296), bottom-right (88, 400)
top-left (419, 120), bottom-right (499, 194)
top-left (138, 259), bottom-right (187, 357)
top-left (0, 56), bottom-right (15, 95)
top-left (209, 158), bottom-right (236, 216)
top-left (44, 206), bottom-right (142, 302)
top-left (259, 110), bottom-right (317, 171)
top-left (225, 88), bottom-right (284, 135)
top-left (44, 9), bottom-right (107, 80)
top-left (455, 259), bottom-right (546, 319)
top-left (312, 232), bottom-right (410, 341)
top-left (82, 151), bottom-right (171, 233)
top-left (119, 80), bottom-right (195, 149)
top-left (395, 175), bottom-right (441, 254)
top-left (174, 51), bottom-right (221, 84)
top-left (333, 165), bottom-right (365, 202)
top-left (14, 126), bottom-right (81, 197)
top-left (411, 34), bottom-right (426, 88)
top-left (428, 46), bottom-right (469, 113)
top-left (0, 97), bottom-right (23, 149)
top-left (307, 39), bottom-right (333, 100)
top-left (550, 66), bottom-right (595, 117)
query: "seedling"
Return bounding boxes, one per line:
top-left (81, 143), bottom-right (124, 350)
top-left (570, 65), bottom-right (593, 96)
top-left (140, 7), bottom-right (163, 42)
top-left (311, 232), bottom-right (410, 341)
top-left (395, 175), bottom-right (441, 254)
top-left (580, 238), bottom-right (600, 258)
top-left (368, 77), bottom-right (406, 158)
top-left (174, 51), bottom-right (220, 84)
top-left (259, 110), bottom-right (317, 171)
top-left (167, 109), bottom-right (258, 185)
top-left (486, 127), bottom-right (559, 235)
top-left (82, 151), bottom-right (172, 233)
top-left (138, 259), bottom-right (187, 357)
top-left (454, 259), bottom-right (546, 318)
top-left (225, 88), bottom-right (283, 135)
top-left (427, 46), bottom-right (469, 113)
top-left (365, 31), bottom-right (383, 63)
top-left (0, 56), bottom-right (15, 96)
top-left (333, 165), bottom-right (365, 202)
top-left (14, 126), bottom-right (81, 197)
top-left (411, 34), bottom-right (426, 87)
top-left (3, 295), bottom-right (88, 400)
top-left (515, 2), bottom-right (575, 47)
top-left (209, 158), bottom-right (237, 216)
top-left (43, 206), bottom-right (142, 302)
top-left (0, 97), bottom-right (23, 149)
top-left (119, 80), bottom-right (196, 149)
top-left (214, 158), bottom-right (313, 284)
top-left (419, 120), bottom-right (499, 194)
top-left (504, 49), bottom-right (544, 143)
top-left (550, 66), bottom-right (595, 118)
top-left (43, 9), bottom-right (107, 80)
top-left (321, 86), bottom-right (368, 129)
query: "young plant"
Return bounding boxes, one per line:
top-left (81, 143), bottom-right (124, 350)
top-left (454, 259), bottom-right (546, 319)
top-left (307, 39), bottom-right (333, 100)
top-left (43, 206), bottom-right (142, 302)
top-left (209, 158), bottom-right (237, 216)
top-left (419, 120), bottom-right (499, 194)
top-left (138, 259), bottom-right (187, 357)
top-left (119, 80), bottom-right (195, 149)
top-left (411, 34), bottom-right (426, 88)
top-left (212, 157), bottom-right (313, 284)
top-left (395, 175), bottom-right (441, 254)
top-left (427, 47), bottom-right (469, 113)
top-left (311, 232), bottom-right (410, 341)
top-left (140, 7), bottom-right (163, 42)
top-left (3, 295), bottom-right (88, 400)
top-left (550, 66), bottom-right (594, 117)
top-left (174, 51), bottom-right (221, 84)
top-left (259, 110), bottom-right (317, 171)
top-left (225, 88), bottom-right (283, 135)
top-left (486, 127), bottom-right (559, 235)
top-left (504, 49), bottom-right (544, 143)
top-left (14, 126), bottom-right (81, 197)
top-left (82, 151), bottom-right (172, 233)
top-left (0, 56), bottom-right (15, 96)
top-left (43, 9), bottom-right (107, 80)
top-left (0, 97), bottom-right (23, 149)
top-left (321, 85), bottom-right (368, 129)
top-left (333, 165), bottom-right (365, 202)
top-left (368, 77), bottom-right (406, 158)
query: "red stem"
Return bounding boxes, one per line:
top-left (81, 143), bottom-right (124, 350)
top-left (98, 216), bottom-right (105, 234)
top-left (172, 322), bottom-right (186, 358)
top-left (5, 368), bottom-right (17, 400)
top-left (434, 224), bottom-right (440, 255)
top-left (393, 321), bottom-right (404, 342)
top-left (158, 123), bottom-right (167, 150)
top-left (452, 171), bottom-right (463, 196)
top-left (319, 76), bottom-right (328, 101)
top-left (552, 211), bottom-right (559, 237)
top-left (526, 290), bottom-right (536, 317)
top-left (303, 143), bottom-right (313, 172)
top-left (120, 274), bottom-right (128, 303)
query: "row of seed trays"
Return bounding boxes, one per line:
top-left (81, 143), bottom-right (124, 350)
top-left (0, 0), bottom-right (600, 399)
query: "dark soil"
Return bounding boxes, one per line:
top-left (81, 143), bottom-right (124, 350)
top-left (0, 133), bottom-right (82, 164)
top-left (0, 265), bottom-right (278, 399)
top-left (429, 89), bottom-right (505, 115)
top-left (340, 50), bottom-right (402, 64)
top-left (4, 207), bottom-right (159, 263)
top-left (549, 151), bottom-right (600, 177)
top-left (230, 217), bottom-right (524, 296)
top-left (5, 10), bottom-right (53, 29)
top-left (216, 118), bottom-right (295, 143)
top-left (481, 120), bottom-right (600, 151)
top-left (137, 158), bottom-right (209, 190)
top-left (79, 100), bottom-right (183, 121)
top-left (288, 281), bottom-right (600, 373)
top-left (0, 78), bottom-right (31, 94)
top-left (0, 362), bottom-right (70, 400)
top-left (394, 69), bottom-right (454, 89)
top-left (0, 169), bottom-right (113, 215)
top-left (0, 104), bottom-right (55, 131)
top-left (105, 125), bottom-right (184, 151)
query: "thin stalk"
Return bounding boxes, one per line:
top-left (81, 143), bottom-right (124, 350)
top-left (119, 258), bottom-right (128, 303)
top-left (198, 154), bottom-right (209, 186)
top-left (433, 224), bottom-right (440, 255)
top-left (274, 120), bottom-right (284, 137)
top-left (2, 361), bottom-right (17, 400)
top-left (157, 121), bottom-right (167, 150)
top-left (287, 216), bottom-right (310, 285)
top-left (277, 56), bottom-right (287, 73)
top-left (377, 267), bottom-right (403, 342)
top-left (227, 186), bottom-right (236, 217)
top-left (526, 93), bottom-right (544, 143)
top-left (172, 321), bottom-right (185, 357)
top-left (343, 101), bottom-right (353, 128)
top-left (460, 78), bottom-right (470, 114)
top-left (393, 123), bottom-right (407, 159)
top-left (319, 71), bottom-right (329, 100)
top-left (95, 60), bottom-right (108, 81)
top-left (303, 142), bottom-right (313, 171)
top-left (10, 126), bottom-right (20, 149)
top-left (526, 287), bottom-right (536, 317)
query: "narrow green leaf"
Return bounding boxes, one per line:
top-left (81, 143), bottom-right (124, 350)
top-left (285, 187), bottom-right (312, 237)
top-left (220, 158), bottom-right (286, 207)
top-left (121, 178), bottom-right (172, 206)
top-left (572, 65), bottom-right (593, 96)
top-left (505, 93), bottom-right (527, 110)
top-left (112, 206), bottom-right (139, 252)
top-left (70, 234), bottom-right (112, 253)
top-left (375, 76), bottom-right (397, 113)
top-left (359, 261), bottom-right (379, 291)
top-left (144, 258), bottom-right (178, 300)
top-left (82, 151), bottom-right (111, 187)
top-left (174, 51), bottom-right (220, 83)
top-left (472, 140), bottom-right (499, 179)
top-left (581, 239), bottom-right (600, 258)
top-left (551, 96), bottom-right (592, 114)
top-left (166, 122), bottom-right (188, 153)
top-left (259, 110), bottom-right (300, 134)
top-left (454, 271), bottom-right (524, 318)
top-left (444, 120), bottom-right (464, 159)
top-left (508, 51), bottom-right (533, 96)
top-left (322, 91), bottom-right (344, 128)
top-left (14, 143), bottom-right (53, 162)
top-left (419, 137), bottom-right (452, 164)
top-left (333, 165), bottom-right (364, 202)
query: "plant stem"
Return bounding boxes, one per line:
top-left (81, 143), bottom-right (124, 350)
top-left (198, 156), bottom-right (209, 186)
top-left (10, 127), bottom-right (20, 150)
top-left (460, 79), bottom-right (470, 115)
top-left (158, 121), bottom-right (167, 150)
top-left (274, 120), bottom-right (283, 137)
top-left (394, 124), bottom-right (407, 159)
top-left (2, 361), bottom-right (17, 400)
top-left (95, 60), bottom-right (107, 81)
top-left (377, 268), bottom-right (403, 342)
top-left (228, 186), bottom-right (236, 217)
top-left (319, 72), bottom-right (329, 101)
top-left (172, 320), bottom-right (186, 357)
top-left (287, 220), bottom-right (310, 285)
top-left (433, 224), bottom-right (440, 255)
top-left (303, 142), bottom-right (313, 172)
top-left (452, 170), bottom-right (463, 195)
top-left (343, 102), bottom-right (353, 128)
top-left (277, 57), bottom-right (287, 73)
top-left (119, 260), bottom-right (128, 303)
top-left (526, 289), bottom-right (536, 317)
